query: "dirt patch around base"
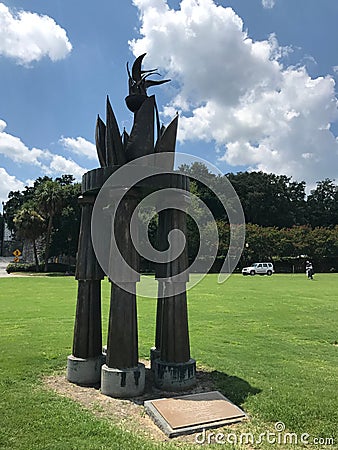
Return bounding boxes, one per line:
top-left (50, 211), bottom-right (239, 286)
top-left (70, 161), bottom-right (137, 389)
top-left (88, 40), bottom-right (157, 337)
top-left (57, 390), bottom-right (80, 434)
top-left (43, 360), bottom-right (218, 444)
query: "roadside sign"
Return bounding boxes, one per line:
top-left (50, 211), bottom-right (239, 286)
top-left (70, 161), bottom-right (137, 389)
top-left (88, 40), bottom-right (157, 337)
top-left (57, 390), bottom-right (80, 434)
top-left (13, 249), bottom-right (21, 257)
top-left (13, 257), bottom-right (20, 263)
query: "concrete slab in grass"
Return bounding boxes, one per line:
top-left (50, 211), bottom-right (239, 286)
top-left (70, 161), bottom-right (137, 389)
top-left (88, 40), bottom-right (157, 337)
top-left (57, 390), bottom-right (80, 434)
top-left (144, 390), bottom-right (247, 437)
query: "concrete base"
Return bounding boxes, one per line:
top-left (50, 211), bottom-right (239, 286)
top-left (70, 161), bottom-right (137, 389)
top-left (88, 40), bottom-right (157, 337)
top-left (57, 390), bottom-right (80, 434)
top-left (150, 347), bottom-right (160, 372)
top-left (67, 354), bottom-right (105, 386)
top-left (154, 359), bottom-right (196, 391)
top-left (101, 363), bottom-right (145, 398)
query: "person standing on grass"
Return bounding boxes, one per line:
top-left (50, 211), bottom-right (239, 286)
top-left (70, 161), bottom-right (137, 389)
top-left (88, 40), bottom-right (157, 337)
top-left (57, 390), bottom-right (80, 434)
top-left (305, 260), bottom-right (314, 280)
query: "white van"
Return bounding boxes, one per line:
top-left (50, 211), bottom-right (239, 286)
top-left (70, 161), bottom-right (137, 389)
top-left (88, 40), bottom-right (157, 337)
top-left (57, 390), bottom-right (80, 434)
top-left (242, 262), bottom-right (274, 276)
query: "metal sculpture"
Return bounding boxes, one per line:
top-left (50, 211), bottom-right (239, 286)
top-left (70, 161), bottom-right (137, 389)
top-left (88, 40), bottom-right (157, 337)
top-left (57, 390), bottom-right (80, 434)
top-left (67, 54), bottom-right (196, 396)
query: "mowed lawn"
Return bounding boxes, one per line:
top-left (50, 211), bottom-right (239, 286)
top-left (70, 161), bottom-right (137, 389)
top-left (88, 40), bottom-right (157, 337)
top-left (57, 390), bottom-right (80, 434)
top-left (0, 274), bottom-right (337, 449)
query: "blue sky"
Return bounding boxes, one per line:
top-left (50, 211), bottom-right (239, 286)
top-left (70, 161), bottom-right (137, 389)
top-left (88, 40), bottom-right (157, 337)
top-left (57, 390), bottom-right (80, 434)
top-left (1, 0), bottom-right (338, 207)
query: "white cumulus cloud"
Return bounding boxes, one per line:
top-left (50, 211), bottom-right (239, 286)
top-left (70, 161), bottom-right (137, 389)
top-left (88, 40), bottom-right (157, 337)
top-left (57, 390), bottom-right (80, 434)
top-left (0, 167), bottom-right (25, 204)
top-left (262, 0), bottom-right (276, 9)
top-left (130, 0), bottom-right (338, 185)
top-left (0, 119), bottom-right (87, 184)
top-left (0, 2), bottom-right (72, 65)
top-left (0, 120), bottom-right (44, 165)
top-left (60, 136), bottom-right (97, 160)
top-left (49, 154), bottom-right (87, 180)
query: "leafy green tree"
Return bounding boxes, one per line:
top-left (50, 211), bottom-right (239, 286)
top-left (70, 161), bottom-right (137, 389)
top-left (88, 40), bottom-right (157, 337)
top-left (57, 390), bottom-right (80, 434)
top-left (179, 163), bottom-right (225, 220)
top-left (180, 164), bottom-right (308, 227)
top-left (13, 206), bottom-right (45, 271)
top-left (275, 226), bottom-right (312, 259)
top-left (5, 175), bottom-right (82, 271)
top-left (244, 224), bottom-right (279, 261)
top-left (34, 180), bottom-right (65, 271)
top-left (307, 227), bottom-right (338, 258)
top-left (5, 177), bottom-right (52, 232)
top-left (227, 171), bottom-right (307, 227)
top-left (307, 179), bottom-right (338, 227)
top-left (0, 213), bottom-right (4, 256)
top-left (6, 176), bottom-right (81, 268)
top-left (5, 190), bottom-right (26, 233)
top-left (49, 179), bottom-right (81, 260)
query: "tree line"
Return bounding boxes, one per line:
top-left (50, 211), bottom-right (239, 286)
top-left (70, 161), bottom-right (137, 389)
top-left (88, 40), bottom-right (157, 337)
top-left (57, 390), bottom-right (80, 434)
top-left (2, 175), bottom-right (80, 271)
top-left (2, 164), bottom-right (338, 272)
top-left (181, 163), bottom-right (338, 228)
top-left (182, 163), bottom-right (338, 271)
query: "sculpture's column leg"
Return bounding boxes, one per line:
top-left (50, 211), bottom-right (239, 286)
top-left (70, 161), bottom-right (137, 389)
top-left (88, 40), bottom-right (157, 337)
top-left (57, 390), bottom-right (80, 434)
top-left (150, 281), bottom-right (164, 371)
top-left (67, 195), bottom-right (105, 386)
top-left (150, 204), bottom-right (170, 370)
top-left (106, 282), bottom-right (138, 368)
top-left (154, 194), bottom-right (196, 391)
top-left (101, 191), bottom-right (145, 398)
top-left (160, 282), bottom-right (190, 363)
top-left (155, 281), bottom-right (196, 391)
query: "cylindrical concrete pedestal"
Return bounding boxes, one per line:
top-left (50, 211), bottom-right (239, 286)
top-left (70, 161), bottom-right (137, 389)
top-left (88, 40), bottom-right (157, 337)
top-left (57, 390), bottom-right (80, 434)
top-left (154, 358), bottom-right (196, 391)
top-left (67, 354), bottom-right (105, 386)
top-left (101, 363), bottom-right (145, 398)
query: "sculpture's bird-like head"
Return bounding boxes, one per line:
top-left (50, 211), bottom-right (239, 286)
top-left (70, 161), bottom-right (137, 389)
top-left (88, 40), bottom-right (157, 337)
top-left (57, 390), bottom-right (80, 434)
top-left (125, 53), bottom-right (170, 113)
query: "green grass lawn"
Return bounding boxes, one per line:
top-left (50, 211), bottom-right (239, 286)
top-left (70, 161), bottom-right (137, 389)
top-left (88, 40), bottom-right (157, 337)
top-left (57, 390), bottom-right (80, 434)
top-left (0, 274), bottom-right (337, 449)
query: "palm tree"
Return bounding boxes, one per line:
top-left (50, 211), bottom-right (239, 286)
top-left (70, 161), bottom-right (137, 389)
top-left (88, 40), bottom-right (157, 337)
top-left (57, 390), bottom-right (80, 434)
top-left (14, 207), bottom-right (45, 271)
top-left (35, 180), bottom-right (64, 272)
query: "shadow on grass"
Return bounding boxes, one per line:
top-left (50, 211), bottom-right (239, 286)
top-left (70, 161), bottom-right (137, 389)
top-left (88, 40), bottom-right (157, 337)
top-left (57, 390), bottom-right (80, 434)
top-left (63, 362), bottom-right (261, 408)
top-left (127, 365), bottom-right (261, 408)
top-left (210, 370), bottom-right (261, 405)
